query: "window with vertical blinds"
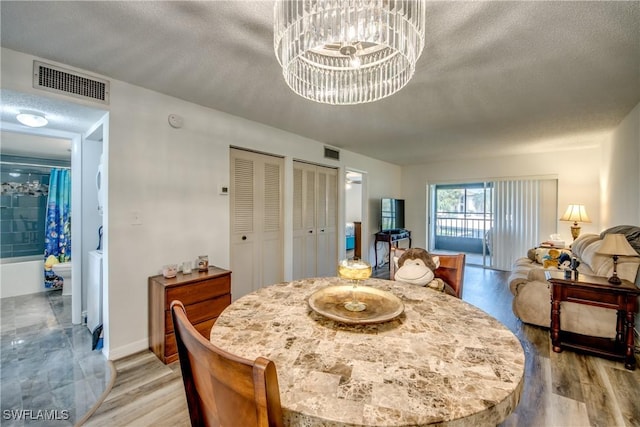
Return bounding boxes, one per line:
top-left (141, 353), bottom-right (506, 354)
top-left (430, 177), bottom-right (557, 269)
top-left (491, 178), bottom-right (557, 270)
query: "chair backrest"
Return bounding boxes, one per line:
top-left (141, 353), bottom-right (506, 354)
top-left (390, 247), bottom-right (466, 298)
top-left (170, 300), bottom-right (284, 427)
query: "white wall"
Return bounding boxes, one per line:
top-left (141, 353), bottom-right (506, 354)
top-left (106, 82), bottom-right (400, 358)
top-left (345, 182), bottom-right (362, 223)
top-left (601, 102), bottom-right (640, 228)
top-left (81, 137), bottom-right (103, 312)
top-left (0, 49), bottom-right (403, 359)
top-left (402, 140), bottom-right (605, 249)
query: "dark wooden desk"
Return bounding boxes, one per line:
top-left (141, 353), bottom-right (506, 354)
top-left (374, 229), bottom-right (411, 268)
top-left (546, 271), bottom-right (639, 370)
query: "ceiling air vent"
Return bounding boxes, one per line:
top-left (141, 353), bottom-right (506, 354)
top-left (324, 146), bottom-right (340, 161)
top-left (33, 60), bottom-right (110, 104)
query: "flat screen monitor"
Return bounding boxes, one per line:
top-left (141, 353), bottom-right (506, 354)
top-left (380, 198), bottom-right (405, 231)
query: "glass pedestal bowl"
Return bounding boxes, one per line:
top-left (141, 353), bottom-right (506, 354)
top-left (337, 258), bottom-right (372, 312)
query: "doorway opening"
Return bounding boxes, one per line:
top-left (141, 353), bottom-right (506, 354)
top-left (345, 170), bottom-right (363, 260)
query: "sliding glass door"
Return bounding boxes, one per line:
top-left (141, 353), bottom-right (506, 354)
top-left (429, 178), bottom-right (557, 270)
top-left (430, 183), bottom-right (493, 267)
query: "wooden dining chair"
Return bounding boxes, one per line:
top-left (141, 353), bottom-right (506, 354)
top-left (170, 300), bottom-right (284, 427)
top-left (390, 246), bottom-right (466, 298)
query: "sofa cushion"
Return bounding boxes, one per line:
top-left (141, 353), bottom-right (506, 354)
top-left (571, 233), bottom-right (601, 259)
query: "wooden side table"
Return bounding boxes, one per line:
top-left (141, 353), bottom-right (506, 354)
top-left (374, 229), bottom-right (411, 268)
top-left (546, 271), bottom-right (639, 370)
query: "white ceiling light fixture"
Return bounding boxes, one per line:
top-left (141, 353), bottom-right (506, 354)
top-left (16, 111), bottom-right (48, 128)
top-left (274, 0), bottom-right (426, 105)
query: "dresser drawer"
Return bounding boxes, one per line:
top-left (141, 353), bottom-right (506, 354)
top-left (165, 276), bottom-right (230, 308)
top-left (165, 317), bottom-right (217, 357)
top-left (149, 267), bottom-right (231, 364)
top-left (165, 294), bottom-right (231, 333)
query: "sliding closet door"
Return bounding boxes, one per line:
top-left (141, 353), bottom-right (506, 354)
top-left (292, 161), bottom-right (338, 280)
top-left (230, 148), bottom-right (284, 299)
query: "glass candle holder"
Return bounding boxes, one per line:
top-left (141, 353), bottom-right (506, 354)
top-left (182, 261), bottom-right (192, 274)
top-left (163, 264), bottom-right (178, 278)
top-left (197, 255), bottom-right (209, 271)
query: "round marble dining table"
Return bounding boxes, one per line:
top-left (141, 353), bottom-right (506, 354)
top-left (210, 277), bottom-right (525, 427)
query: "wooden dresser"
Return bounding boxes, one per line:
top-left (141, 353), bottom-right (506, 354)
top-left (149, 266), bottom-right (231, 364)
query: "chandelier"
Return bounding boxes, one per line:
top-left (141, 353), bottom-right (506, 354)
top-left (274, 0), bottom-right (426, 105)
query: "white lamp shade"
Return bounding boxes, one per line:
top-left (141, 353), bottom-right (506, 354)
top-left (560, 204), bottom-right (591, 223)
top-left (598, 234), bottom-right (638, 257)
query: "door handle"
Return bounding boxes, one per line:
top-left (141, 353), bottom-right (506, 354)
top-left (308, 230), bottom-right (313, 234)
top-left (242, 236), bottom-right (247, 241)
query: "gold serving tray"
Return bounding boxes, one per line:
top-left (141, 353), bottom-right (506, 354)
top-left (308, 285), bottom-right (404, 324)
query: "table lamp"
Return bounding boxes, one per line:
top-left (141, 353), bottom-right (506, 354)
top-left (597, 234), bottom-right (639, 284)
top-left (560, 204), bottom-right (591, 240)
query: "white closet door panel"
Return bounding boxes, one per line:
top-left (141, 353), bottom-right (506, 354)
top-left (293, 161), bottom-right (338, 280)
top-left (304, 168), bottom-right (316, 229)
top-left (231, 149), bottom-right (283, 298)
top-left (317, 166), bottom-right (338, 276)
top-left (232, 157), bottom-right (255, 234)
top-left (317, 171), bottom-right (328, 228)
top-left (326, 170), bottom-right (338, 228)
top-left (292, 235), bottom-right (305, 280)
top-left (293, 167), bottom-right (304, 231)
top-left (293, 162), bottom-right (316, 278)
top-left (262, 236), bottom-right (283, 286)
top-left (231, 239), bottom-right (257, 299)
top-left (263, 162), bottom-right (281, 233)
top-left (317, 231), bottom-right (337, 276)
top-left (261, 159), bottom-right (283, 286)
top-left (303, 232), bottom-right (317, 276)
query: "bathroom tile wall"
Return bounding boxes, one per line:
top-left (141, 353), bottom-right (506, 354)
top-left (0, 194), bottom-right (47, 258)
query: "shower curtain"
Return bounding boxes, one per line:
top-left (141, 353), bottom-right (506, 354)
top-left (44, 169), bottom-right (71, 289)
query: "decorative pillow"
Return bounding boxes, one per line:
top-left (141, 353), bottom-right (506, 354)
top-left (534, 247), bottom-right (572, 268)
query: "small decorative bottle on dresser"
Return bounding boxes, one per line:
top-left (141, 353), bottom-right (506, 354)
top-left (148, 266), bottom-right (231, 364)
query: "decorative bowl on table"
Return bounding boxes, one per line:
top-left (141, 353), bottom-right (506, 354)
top-left (307, 258), bottom-right (404, 324)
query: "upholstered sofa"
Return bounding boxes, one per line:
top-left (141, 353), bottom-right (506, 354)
top-left (508, 226), bottom-right (640, 338)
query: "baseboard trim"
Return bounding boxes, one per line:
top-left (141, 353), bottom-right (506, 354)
top-left (103, 338), bottom-right (148, 361)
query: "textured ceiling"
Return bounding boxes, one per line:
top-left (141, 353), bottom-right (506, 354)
top-left (1, 1), bottom-right (639, 165)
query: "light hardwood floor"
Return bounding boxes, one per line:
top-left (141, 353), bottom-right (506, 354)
top-left (83, 266), bottom-right (640, 426)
